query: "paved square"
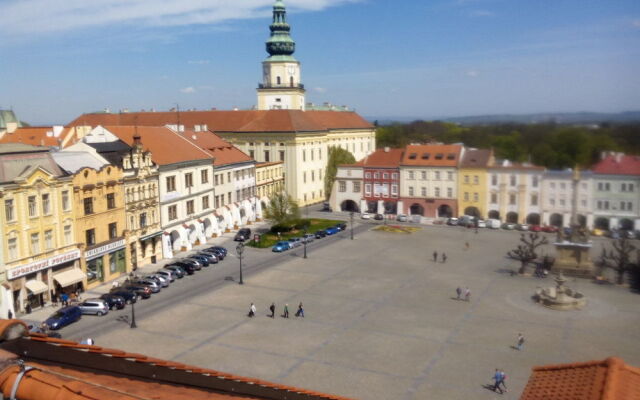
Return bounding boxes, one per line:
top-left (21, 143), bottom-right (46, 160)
top-left (88, 224), bottom-right (640, 399)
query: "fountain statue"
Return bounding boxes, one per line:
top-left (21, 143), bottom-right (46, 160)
top-left (534, 273), bottom-right (586, 310)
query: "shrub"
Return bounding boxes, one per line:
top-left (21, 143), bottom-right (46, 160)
top-left (294, 218), bottom-right (312, 230)
top-left (271, 223), bottom-right (294, 233)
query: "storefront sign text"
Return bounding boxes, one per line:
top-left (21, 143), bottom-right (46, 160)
top-left (8, 249), bottom-right (81, 280)
top-left (85, 239), bottom-right (126, 261)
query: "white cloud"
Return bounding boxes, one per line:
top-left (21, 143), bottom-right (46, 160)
top-left (0, 0), bottom-right (359, 37)
top-left (469, 9), bottom-right (494, 17)
top-left (188, 60), bottom-right (210, 65)
top-left (180, 86), bottom-right (196, 94)
top-left (313, 87), bottom-right (327, 93)
top-left (466, 70), bottom-right (479, 77)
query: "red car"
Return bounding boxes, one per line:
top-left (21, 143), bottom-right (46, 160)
top-left (530, 225), bottom-right (542, 232)
top-left (541, 225), bottom-right (559, 233)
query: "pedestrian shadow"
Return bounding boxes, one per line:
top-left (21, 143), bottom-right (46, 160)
top-left (116, 315), bottom-right (130, 325)
top-left (450, 297), bottom-right (463, 301)
top-left (509, 345), bottom-right (519, 351)
top-left (495, 268), bottom-right (517, 276)
top-left (481, 384), bottom-right (498, 393)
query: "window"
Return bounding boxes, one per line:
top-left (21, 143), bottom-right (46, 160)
top-left (166, 176), bottom-right (176, 192)
top-left (42, 194), bottom-right (51, 215)
top-left (28, 196), bottom-right (37, 217)
top-left (550, 198), bottom-right (555, 206)
top-left (531, 194), bottom-right (538, 206)
top-left (581, 199), bottom-right (587, 207)
top-left (45, 230), bottom-right (53, 250)
top-left (303, 172), bottom-right (307, 183)
top-left (140, 213), bottom-right (147, 228)
top-left (421, 187), bottom-right (427, 197)
top-left (374, 172), bottom-right (380, 179)
top-left (365, 184), bottom-right (372, 195)
top-left (4, 199), bottom-right (14, 222)
top-left (464, 175), bottom-right (469, 184)
top-left (447, 171), bottom-right (453, 181)
top-left (532, 176), bottom-right (539, 188)
top-left (391, 184), bottom-right (398, 196)
top-left (621, 201), bottom-right (626, 211)
top-left (201, 169), bottom-right (209, 184)
top-left (7, 238), bottom-right (17, 260)
top-left (185, 173), bottom-right (193, 188)
top-left (339, 181), bottom-right (346, 192)
top-left (408, 187), bottom-right (414, 196)
top-left (186, 200), bottom-right (195, 215)
top-left (473, 193), bottom-right (479, 202)
top-left (86, 229), bottom-right (96, 245)
top-left (509, 194), bottom-right (516, 205)
top-left (408, 171), bottom-right (414, 179)
top-left (108, 222), bottom-right (118, 239)
top-left (606, 182), bottom-right (610, 191)
top-left (392, 173), bottom-right (398, 180)
top-left (107, 193), bottom-right (116, 209)
top-left (83, 197), bottom-right (94, 215)
top-left (228, 192), bottom-right (231, 204)
top-left (560, 199), bottom-right (566, 206)
top-left (434, 171), bottom-right (441, 180)
top-left (408, 153), bottom-right (417, 160)
top-left (421, 171), bottom-right (426, 180)
top-left (30, 233), bottom-right (40, 254)
top-left (202, 195), bottom-right (210, 209)
top-left (447, 188), bottom-right (453, 197)
top-left (473, 176), bottom-right (479, 185)
top-left (491, 193), bottom-right (497, 203)
top-left (435, 187), bottom-right (440, 197)
top-left (384, 173), bottom-right (389, 179)
top-left (464, 192), bottom-right (469, 201)
top-left (491, 174), bottom-right (497, 185)
top-left (560, 183), bottom-right (566, 190)
top-left (628, 201), bottom-right (633, 211)
top-left (311, 171), bottom-right (315, 181)
top-left (279, 150), bottom-right (285, 161)
top-left (303, 150), bottom-right (306, 162)
top-left (168, 205), bottom-right (178, 221)
top-left (264, 151), bottom-right (270, 162)
top-left (510, 175), bottom-right (516, 186)
top-left (353, 182), bottom-right (361, 192)
top-left (365, 172), bottom-right (371, 179)
top-left (64, 225), bottom-right (72, 245)
top-left (550, 182), bottom-right (556, 189)
top-left (630, 184), bottom-right (635, 192)
top-left (62, 190), bottom-right (70, 211)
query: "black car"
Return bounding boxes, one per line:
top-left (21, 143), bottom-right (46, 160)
top-left (198, 251), bottom-right (219, 264)
top-left (234, 228), bottom-right (252, 241)
top-left (315, 229), bottom-right (327, 238)
top-left (99, 293), bottom-right (126, 310)
top-left (108, 289), bottom-right (138, 304)
top-left (169, 262), bottom-right (196, 275)
top-left (121, 283), bottom-right (152, 299)
top-left (335, 222), bottom-right (347, 231)
top-left (209, 246), bottom-right (227, 257)
top-left (165, 264), bottom-right (187, 277)
top-left (179, 258), bottom-right (201, 271)
top-left (374, 214), bottom-right (384, 221)
top-left (189, 254), bottom-right (211, 267)
top-left (204, 247), bottom-right (225, 260)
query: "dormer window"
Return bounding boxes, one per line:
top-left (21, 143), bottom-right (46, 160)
top-left (446, 153), bottom-right (455, 160)
top-left (421, 153), bottom-right (430, 159)
top-left (435, 153), bottom-right (444, 160)
top-left (408, 153), bottom-right (417, 160)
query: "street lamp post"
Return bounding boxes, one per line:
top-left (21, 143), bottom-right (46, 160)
top-left (236, 242), bottom-right (245, 285)
top-left (350, 212), bottom-right (354, 240)
top-left (130, 300), bottom-right (137, 329)
top-left (303, 228), bottom-right (308, 259)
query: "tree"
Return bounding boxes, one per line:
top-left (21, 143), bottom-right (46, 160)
top-left (263, 191), bottom-right (300, 225)
top-left (324, 147), bottom-right (356, 199)
top-left (507, 232), bottom-right (549, 274)
top-left (598, 237), bottom-right (637, 285)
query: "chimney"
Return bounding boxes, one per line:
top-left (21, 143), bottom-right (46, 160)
top-left (384, 147), bottom-right (390, 153)
top-left (133, 135), bottom-right (142, 146)
top-left (615, 152), bottom-right (623, 163)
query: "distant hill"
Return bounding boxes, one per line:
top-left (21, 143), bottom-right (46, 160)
top-left (368, 111), bottom-right (640, 126)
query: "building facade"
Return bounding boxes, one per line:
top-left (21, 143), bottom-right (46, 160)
top-left (457, 149), bottom-right (493, 219)
top-left (487, 161), bottom-right (544, 224)
top-left (399, 144), bottom-right (463, 218)
top-left (541, 169), bottom-right (593, 228)
top-left (255, 161), bottom-right (284, 201)
top-left (0, 144), bottom-right (80, 316)
top-left (330, 164), bottom-right (364, 213)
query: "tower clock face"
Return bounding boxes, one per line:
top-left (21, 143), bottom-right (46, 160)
top-left (287, 66), bottom-right (295, 75)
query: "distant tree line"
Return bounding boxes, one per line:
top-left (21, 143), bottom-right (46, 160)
top-left (375, 121), bottom-right (640, 169)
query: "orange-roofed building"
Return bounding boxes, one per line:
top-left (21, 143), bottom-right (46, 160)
top-left (520, 356), bottom-right (640, 400)
top-left (399, 144), bottom-right (464, 219)
top-left (0, 319), bottom-right (355, 400)
top-left (0, 126), bottom-right (79, 148)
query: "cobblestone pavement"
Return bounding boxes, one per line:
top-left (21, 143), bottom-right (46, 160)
top-left (33, 220), bottom-right (640, 399)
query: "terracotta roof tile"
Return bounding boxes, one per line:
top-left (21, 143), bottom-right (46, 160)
top-left (592, 154), bottom-right (640, 176)
top-left (460, 148), bottom-right (493, 168)
top-left (0, 127), bottom-right (71, 147)
top-left (520, 357), bottom-right (640, 400)
top-left (356, 147), bottom-right (404, 168)
top-left (400, 144), bottom-right (463, 167)
top-left (101, 126), bottom-right (213, 166)
top-left (183, 130), bottom-right (254, 166)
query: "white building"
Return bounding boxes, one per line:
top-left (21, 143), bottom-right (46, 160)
top-left (487, 161), bottom-right (544, 224)
top-left (541, 170), bottom-right (593, 228)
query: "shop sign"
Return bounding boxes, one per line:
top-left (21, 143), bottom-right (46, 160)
top-left (8, 249), bottom-right (81, 280)
top-left (85, 239), bottom-right (126, 261)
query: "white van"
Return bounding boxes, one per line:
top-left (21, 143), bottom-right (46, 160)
top-left (487, 219), bottom-right (501, 229)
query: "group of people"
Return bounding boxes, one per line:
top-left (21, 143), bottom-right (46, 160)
top-left (432, 251), bottom-right (447, 263)
top-left (248, 302), bottom-right (304, 319)
top-left (489, 334), bottom-right (525, 394)
top-left (53, 290), bottom-right (81, 307)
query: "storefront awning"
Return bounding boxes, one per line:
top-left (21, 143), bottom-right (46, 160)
top-left (25, 280), bottom-right (48, 295)
top-left (53, 268), bottom-right (86, 287)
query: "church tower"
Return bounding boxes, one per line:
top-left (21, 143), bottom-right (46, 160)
top-left (257, 0), bottom-right (306, 110)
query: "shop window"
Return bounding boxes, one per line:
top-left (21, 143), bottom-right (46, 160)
top-left (107, 193), bottom-right (116, 209)
top-left (87, 257), bottom-right (104, 283)
top-left (109, 249), bottom-right (126, 274)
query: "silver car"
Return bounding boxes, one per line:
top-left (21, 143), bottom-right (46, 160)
top-left (288, 237), bottom-right (302, 248)
top-left (134, 278), bottom-right (161, 293)
top-left (77, 299), bottom-right (109, 316)
top-left (146, 273), bottom-right (169, 287)
top-left (302, 234), bottom-right (315, 243)
top-left (156, 269), bottom-right (176, 282)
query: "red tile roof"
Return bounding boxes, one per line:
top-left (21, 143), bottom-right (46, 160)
top-left (0, 127), bottom-right (71, 147)
top-left (183, 130), bottom-right (254, 167)
top-left (520, 357), bottom-right (640, 400)
top-left (68, 110), bottom-right (373, 133)
top-left (592, 154), bottom-right (640, 176)
top-left (0, 320), bottom-right (354, 400)
top-left (354, 147), bottom-right (404, 168)
top-left (460, 148), bottom-right (493, 168)
top-left (400, 144), bottom-right (462, 167)
top-left (101, 126), bottom-right (213, 166)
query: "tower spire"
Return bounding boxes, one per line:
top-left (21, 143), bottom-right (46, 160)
top-left (265, 0), bottom-right (296, 60)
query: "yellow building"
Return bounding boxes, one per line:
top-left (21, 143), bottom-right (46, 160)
top-left (457, 149), bottom-right (494, 219)
top-left (255, 161), bottom-right (285, 202)
top-left (53, 143), bottom-right (129, 289)
top-left (0, 144), bottom-right (81, 316)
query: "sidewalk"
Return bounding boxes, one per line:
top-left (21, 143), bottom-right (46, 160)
top-left (22, 220), bottom-right (270, 324)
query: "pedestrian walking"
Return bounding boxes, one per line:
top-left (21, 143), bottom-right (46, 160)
top-left (456, 287), bottom-right (462, 300)
top-left (464, 287), bottom-right (471, 302)
top-left (269, 302), bottom-right (276, 318)
top-left (433, 251), bottom-right (438, 262)
top-left (247, 303), bottom-right (256, 317)
top-left (442, 253), bottom-right (447, 263)
top-left (516, 333), bottom-right (525, 351)
top-left (464, 241), bottom-right (470, 250)
top-left (295, 302), bottom-right (304, 317)
top-left (61, 293), bottom-right (69, 307)
top-left (283, 303), bottom-right (289, 318)
top-left (499, 370), bottom-right (508, 393)
top-left (492, 369), bottom-right (505, 394)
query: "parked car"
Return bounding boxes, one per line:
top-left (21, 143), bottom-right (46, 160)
top-left (197, 252), bottom-right (219, 264)
top-left (205, 248), bottom-right (226, 260)
top-left (180, 258), bottom-right (202, 270)
top-left (156, 269), bottom-right (176, 282)
top-left (541, 225), bottom-right (559, 233)
top-left (165, 264), bottom-right (190, 276)
top-left (476, 219), bottom-right (486, 228)
top-left (486, 219), bottom-right (501, 229)
top-left (606, 230), bottom-right (621, 239)
top-left (132, 277), bottom-right (161, 293)
top-left (447, 217), bottom-right (459, 226)
top-left (302, 233), bottom-right (315, 243)
top-left (622, 230), bottom-right (635, 239)
top-left (315, 229), bottom-right (327, 238)
top-left (361, 213), bottom-right (371, 220)
top-left (335, 222), bottom-right (347, 231)
top-left (272, 241), bottom-right (291, 252)
top-left (146, 273), bottom-right (170, 287)
top-left (374, 214), bottom-right (384, 221)
top-left (591, 228), bottom-right (605, 236)
top-left (288, 237), bottom-right (303, 248)
top-left (235, 228), bottom-right (252, 242)
top-left (45, 306), bottom-right (82, 330)
top-left (210, 246), bottom-right (228, 256)
top-left (397, 214), bottom-right (408, 222)
top-left (121, 283), bottom-right (152, 299)
top-left (516, 224), bottom-right (530, 231)
top-left (188, 255), bottom-right (210, 267)
top-left (77, 299), bottom-right (109, 316)
top-left (99, 293), bottom-right (126, 310)
top-left (321, 202), bottom-right (332, 212)
top-left (108, 289), bottom-right (138, 304)
top-left (501, 223), bottom-right (516, 230)
top-left (529, 224), bottom-right (542, 232)
top-left (325, 226), bottom-right (340, 235)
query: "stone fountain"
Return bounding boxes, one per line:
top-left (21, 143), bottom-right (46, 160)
top-left (534, 273), bottom-right (586, 310)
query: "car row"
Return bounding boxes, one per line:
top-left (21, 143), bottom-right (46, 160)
top-left (43, 246), bottom-right (228, 330)
top-left (272, 222), bottom-right (347, 252)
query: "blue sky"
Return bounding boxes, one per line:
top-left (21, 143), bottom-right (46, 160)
top-left (1, 0), bottom-right (639, 125)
